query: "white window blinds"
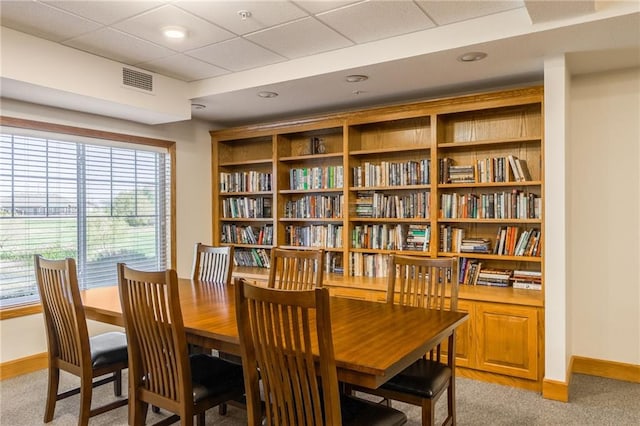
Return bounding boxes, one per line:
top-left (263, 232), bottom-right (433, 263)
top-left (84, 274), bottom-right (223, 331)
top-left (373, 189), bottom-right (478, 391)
top-left (0, 129), bottom-right (172, 307)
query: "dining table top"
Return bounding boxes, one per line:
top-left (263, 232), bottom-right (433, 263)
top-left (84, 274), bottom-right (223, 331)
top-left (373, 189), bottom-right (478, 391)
top-left (81, 278), bottom-right (468, 389)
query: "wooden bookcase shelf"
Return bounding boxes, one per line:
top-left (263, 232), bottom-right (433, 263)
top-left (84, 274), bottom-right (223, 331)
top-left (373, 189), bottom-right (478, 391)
top-left (212, 86), bottom-right (545, 391)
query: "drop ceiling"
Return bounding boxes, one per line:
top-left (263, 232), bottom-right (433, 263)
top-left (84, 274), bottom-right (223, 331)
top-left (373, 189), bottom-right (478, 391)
top-left (1, 0), bottom-right (639, 126)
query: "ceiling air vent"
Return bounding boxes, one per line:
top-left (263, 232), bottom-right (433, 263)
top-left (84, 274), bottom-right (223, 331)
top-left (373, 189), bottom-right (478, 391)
top-left (122, 67), bottom-right (154, 93)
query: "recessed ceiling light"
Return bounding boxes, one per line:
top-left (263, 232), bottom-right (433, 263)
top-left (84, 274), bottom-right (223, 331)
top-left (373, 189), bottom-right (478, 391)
top-left (457, 52), bottom-right (487, 62)
top-left (191, 103), bottom-right (206, 110)
top-left (258, 91), bottom-right (278, 98)
top-left (162, 26), bottom-right (187, 39)
top-left (345, 74), bottom-right (368, 83)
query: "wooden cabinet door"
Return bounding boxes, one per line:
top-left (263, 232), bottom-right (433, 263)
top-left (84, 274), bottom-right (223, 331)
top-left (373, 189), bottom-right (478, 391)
top-left (441, 300), bottom-right (472, 368)
top-left (474, 302), bottom-right (539, 380)
top-left (452, 300), bottom-right (472, 368)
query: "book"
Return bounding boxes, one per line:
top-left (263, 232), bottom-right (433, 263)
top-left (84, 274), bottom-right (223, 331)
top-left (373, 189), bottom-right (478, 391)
top-left (507, 155), bottom-right (522, 181)
top-left (515, 159), bottom-right (532, 181)
top-left (513, 282), bottom-right (542, 290)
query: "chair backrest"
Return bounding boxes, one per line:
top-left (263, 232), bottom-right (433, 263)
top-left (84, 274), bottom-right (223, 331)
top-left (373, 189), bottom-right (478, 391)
top-left (267, 248), bottom-right (324, 290)
top-left (34, 255), bottom-right (91, 372)
top-left (387, 255), bottom-right (458, 311)
top-left (118, 263), bottom-right (191, 408)
top-left (235, 278), bottom-right (341, 426)
top-left (191, 243), bottom-right (234, 283)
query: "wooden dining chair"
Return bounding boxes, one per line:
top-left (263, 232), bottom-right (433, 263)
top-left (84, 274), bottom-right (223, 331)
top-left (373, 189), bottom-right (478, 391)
top-left (351, 255), bottom-right (459, 426)
top-left (235, 277), bottom-right (407, 426)
top-left (117, 263), bottom-right (245, 426)
top-left (268, 247), bottom-right (324, 290)
top-left (191, 243), bottom-right (234, 283)
top-left (191, 243), bottom-right (241, 414)
top-left (34, 255), bottom-right (128, 425)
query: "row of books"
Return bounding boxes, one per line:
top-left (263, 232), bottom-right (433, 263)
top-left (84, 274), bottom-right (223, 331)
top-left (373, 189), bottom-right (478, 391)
top-left (512, 270), bottom-right (542, 290)
top-left (405, 224), bottom-right (431, 251)
top-left (222, 196), bottom-right (272, 219)
top-left (355, 191), bottom-right (430, 219)
top-left (221, 224), bottom-right (273, 245)
top-left (233, 248), bottom-right (270, 268)
top-left (220, 171), bottom-right (272, 193)
top-left (459, 260), bottom-right (542, 290)
top-left (325, 252), bottom-right (344, 275)
top-left (441, 232), bottom-right (493, 255)
top-left (459, 261), bottom-right (513, 287)
top-left (494, 227), bottom-right (541, 257)
top-left (439, 156), bottom-right (532, 184)
top-left (351, 224), bottom-right (430, 251)
top-left (352, 159), bottom-right (431, 187)
top-left (350, 252), bottom-right (389, 277)
top-left (289, 165), bottom-right (344, 190)
top-left (284, 224), bottom-right (343, 248)
top-left (439, 190), bottom-right (541, 219)
top-left (283, 194), bottom-right (343, 219)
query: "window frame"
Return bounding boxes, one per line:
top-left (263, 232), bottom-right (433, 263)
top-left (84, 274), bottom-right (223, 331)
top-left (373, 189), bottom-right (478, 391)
top-left (0, 116), bottom-right (177, 318)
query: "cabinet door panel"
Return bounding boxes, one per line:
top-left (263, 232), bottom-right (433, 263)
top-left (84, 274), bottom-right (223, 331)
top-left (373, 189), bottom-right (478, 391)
top-left (475, 302), bottom-right (538, 379)
top-left (442, 300), bottom-right (472, 368)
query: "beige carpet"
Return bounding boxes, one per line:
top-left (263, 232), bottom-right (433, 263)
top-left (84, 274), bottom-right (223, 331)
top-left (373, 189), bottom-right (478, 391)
top-left (1, 369), bottom-right (638, 425)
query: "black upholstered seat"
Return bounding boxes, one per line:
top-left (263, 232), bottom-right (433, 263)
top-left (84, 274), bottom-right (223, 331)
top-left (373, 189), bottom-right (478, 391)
top-left (340, 394), bottom-right (408, 426)
top-left (189, 354), bottom-right (245, 403)
top-left (380, 358), bottom-right (451, 399)
top-left (89, 332), bottom-right (128, 369)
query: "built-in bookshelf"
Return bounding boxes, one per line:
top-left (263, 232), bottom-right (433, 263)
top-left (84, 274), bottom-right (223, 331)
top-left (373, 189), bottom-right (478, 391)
top-left (212, 86), bottom-right (546, 390)
top-left (211, 88), bottom-right (544, 286)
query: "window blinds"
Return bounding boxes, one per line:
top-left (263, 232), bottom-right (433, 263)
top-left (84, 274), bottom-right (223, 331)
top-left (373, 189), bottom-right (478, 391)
top-left (0, 130), bottom-right (171, 307)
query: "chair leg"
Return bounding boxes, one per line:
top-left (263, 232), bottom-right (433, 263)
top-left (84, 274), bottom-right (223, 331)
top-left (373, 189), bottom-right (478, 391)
top-left (421, 399), bottom-right (436, 426)
top-left (218, 403), bottom-right (227, 415)
top-left (114, 370), bottom-right (123, 397)
top-left (44, 367), bottom-right (59, 422)
top-left (133, 399), bottom-right (149, 425)
top-left (448, 379), bottom-right (456, 426)
top-left (78, 376), bottom-right (93, 426)
top-left (196, 412), bottom-right (206, 426)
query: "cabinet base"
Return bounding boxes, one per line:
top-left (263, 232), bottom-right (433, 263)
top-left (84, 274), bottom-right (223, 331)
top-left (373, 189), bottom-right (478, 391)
top-left (456, 366), bottom-right (541, 392)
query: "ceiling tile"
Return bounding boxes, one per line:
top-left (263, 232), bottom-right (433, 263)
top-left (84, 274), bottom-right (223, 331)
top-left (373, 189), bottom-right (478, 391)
top-left (175, 0), bottom-right (308, 35)
top-left (43, 0), bottom-right (166, 25)
top-left (416, 1), bottom-right (525, 26)
top-left (246, 17), bottom-right (353, 59)
top-left (317, 0), bottom-right (435, 44)
top-left (292, 1), bottom-right (362, 15)
top-left (187, 38), bottom-right (286, 72)
top-left (137, 54), bottom-right (230, 82)
top-left (64, 28), bottom-right (176, 64)
top-left (0, 1), bottom-right (101, 42)
top-left (111, 4), bottom-right (234, 52)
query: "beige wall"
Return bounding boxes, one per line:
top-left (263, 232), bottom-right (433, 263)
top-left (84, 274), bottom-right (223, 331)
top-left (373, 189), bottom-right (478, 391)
top-left (568, 67), bottom-right (640, 364)
top-left (0, 99), bottom-right (214, 362)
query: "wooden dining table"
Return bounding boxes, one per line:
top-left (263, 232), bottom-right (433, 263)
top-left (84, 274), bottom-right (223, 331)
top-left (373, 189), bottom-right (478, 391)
top-left (81, 278), bottom-right (468, 389)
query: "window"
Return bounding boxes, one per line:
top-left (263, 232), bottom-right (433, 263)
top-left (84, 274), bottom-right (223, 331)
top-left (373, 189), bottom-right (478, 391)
top-left (0, 118), bottom-right (175, 308)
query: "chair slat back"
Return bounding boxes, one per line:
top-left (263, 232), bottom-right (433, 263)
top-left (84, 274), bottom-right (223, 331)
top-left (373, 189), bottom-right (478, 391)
top-left (388, 255), bottom-right (458, 311)
top-left (236, 278), bottom-right (341, 426)
top-left (118, 264), bottom-right (190, 407)
top-left (268, 248), bottom-right (324, 290)
top-left (192, 243), bottom-right (234, 283)
top-left (34, 255), bottom-right (90, 370)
